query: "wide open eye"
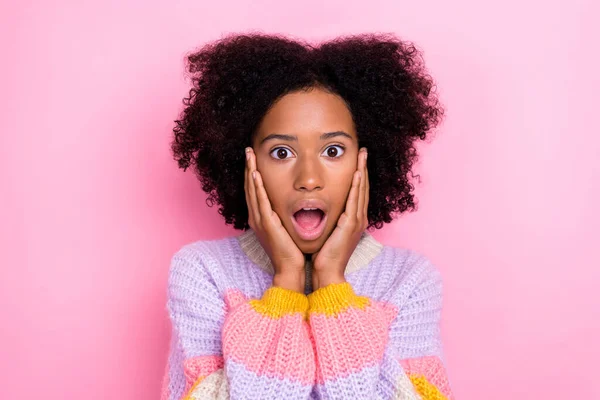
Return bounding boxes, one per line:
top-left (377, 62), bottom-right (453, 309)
top-left (321, 145), bottom-right (345, 158)
top-left (269, 147), bottom-right (294, 160)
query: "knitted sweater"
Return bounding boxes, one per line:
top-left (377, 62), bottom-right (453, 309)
top-left (160, 229), bottom-right (453, 399)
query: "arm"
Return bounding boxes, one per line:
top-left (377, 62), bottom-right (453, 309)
top-left (392, 266), bottom-right (453, 400)
top-left (160, 248), bottom-right (315, 400)
top-left (307, 266), bottom-right (453, 399)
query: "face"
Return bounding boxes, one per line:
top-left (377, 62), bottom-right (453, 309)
top-left (252, 87), bottom-right (359, 254)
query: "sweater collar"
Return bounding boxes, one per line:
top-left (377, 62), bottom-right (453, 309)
top-left (237, 229), bottom-right (383, 276)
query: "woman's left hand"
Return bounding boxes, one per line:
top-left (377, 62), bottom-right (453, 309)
top-left (312, 147), bottom-right (369, 290)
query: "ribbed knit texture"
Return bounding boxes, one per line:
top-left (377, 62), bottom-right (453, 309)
top-left (161, 229), bottom-right (453, 399)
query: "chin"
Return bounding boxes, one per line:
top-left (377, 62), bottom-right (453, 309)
top-left (297, 240), bottom-right (324, 256)
top-left (292, 226), bottom-right (335, 256)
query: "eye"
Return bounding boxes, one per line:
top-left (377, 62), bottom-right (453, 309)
top-left (322, 145), bottom-right (345, 158)
top-left (269, 147), bottom-right (294, 160)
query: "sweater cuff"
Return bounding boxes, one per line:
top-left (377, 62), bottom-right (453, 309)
top-left (250, 286), bottom-right (309, 319)
top-left (308, 282), bottom-right (370, 316)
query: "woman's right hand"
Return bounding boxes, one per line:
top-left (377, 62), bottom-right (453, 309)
top-left (244, 147), bottom-right (306, 292)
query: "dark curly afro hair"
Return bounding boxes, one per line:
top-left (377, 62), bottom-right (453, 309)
top-left (171, 32), bottom-right (444, 231)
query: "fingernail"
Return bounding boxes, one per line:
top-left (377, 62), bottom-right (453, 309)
top-left (252, 171), bottom-right (256, 179)
top-left (246, 152), bottom-right (250, 160)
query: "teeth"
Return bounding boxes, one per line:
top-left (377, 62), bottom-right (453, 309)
top-left (302, 208), bottom-right (318, 210)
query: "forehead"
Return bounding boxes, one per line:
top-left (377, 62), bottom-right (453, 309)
top-left (255, 87), bottom-right (357, 141)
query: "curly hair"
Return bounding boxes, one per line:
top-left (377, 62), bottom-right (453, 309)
top-left (171, 32), bottom-right (444, 230)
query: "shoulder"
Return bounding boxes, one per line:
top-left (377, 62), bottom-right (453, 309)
top-left (167, 236), bottom-right (240, 298)
top-left (167, 234), bottom-right (271, 301)
top-left (390, 245), bottom-right (443, 288)
top-left (171, 235), bottom-right (239, 265)
top-left (365, 244), bottom-right (443, 306)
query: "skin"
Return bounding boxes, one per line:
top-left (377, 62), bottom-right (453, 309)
top-left (244, 86), bottom-right (370, 292)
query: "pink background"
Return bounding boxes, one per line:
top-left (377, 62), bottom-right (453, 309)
top-left (1, 0), bottom-right (599, 398)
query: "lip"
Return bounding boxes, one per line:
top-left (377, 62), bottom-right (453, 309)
top-left (291, 199), bottom-right (328, 214)
top-left (290, 199), bottom-right (328, 241)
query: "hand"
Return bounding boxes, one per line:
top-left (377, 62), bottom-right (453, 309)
top-left (244, 147), bottom-right (306, 292)
top-left (312, 148), bottom-right (369, 289)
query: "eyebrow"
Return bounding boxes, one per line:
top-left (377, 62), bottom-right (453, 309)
top-left (260, 131), bottom-right (354, 145)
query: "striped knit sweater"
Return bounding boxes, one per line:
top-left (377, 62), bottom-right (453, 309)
top-left (160, 229), bottom-right (453, 399)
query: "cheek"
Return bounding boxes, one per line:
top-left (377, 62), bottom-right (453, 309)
top-left (328, 166), bottom-right (356, 210)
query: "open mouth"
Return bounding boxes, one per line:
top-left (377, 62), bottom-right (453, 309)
top-left (291, 208), bottom-right (327, 241)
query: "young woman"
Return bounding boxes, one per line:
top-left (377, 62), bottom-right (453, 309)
top-left (161, 33), bottom-right (453, 399)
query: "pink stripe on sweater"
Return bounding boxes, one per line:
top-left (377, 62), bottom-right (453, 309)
top-left (400, 356), bottom-right (454, 399)
top-left (222, 289), bottom-right (316, 385)
top-left (310, 300), bottom-right (398, 384)
top-left (183, 355), bottom-right (224, 394)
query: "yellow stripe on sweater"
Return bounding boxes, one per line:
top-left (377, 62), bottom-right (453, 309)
top-left (183, 375), bottom-right (207, 400)
top-left (308, 282), bottom-right (370, 316)
top-left (409, 375), bottom-right (448, 400)
top-left (249, 286), bottom-right (309, 319)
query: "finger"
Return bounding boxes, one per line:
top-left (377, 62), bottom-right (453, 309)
top-left (344, 170), bottom-right (361, 224)
top-left (357, 149), bottom-right (367, 220)
top-left (253, 169), bottom-right (275, 225)
top-left (244, 159), bottom-right (251, 224)
top-left (246, 149), bottom-right (261, 225)
top-left (364, 150), bottom-right (370, 218)
top-left (244, 148), bottom-right (256, 226)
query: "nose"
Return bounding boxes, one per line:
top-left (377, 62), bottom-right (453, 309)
top-left (293, 155), bottom-right (323, 192)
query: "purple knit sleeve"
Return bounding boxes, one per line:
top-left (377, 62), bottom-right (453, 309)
top-left (307, 256), bottom-right (454, 399)
top-left (160, 245), bottom-right (316, 400)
